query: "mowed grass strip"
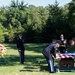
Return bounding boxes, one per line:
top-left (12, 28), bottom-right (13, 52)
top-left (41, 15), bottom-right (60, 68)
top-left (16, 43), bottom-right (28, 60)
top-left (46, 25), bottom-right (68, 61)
top-left (0, 43), bottom-right (75, 75)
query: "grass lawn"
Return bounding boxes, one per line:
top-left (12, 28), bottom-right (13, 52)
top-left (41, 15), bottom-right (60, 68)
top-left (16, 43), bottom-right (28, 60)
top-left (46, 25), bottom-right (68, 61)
top-left (0, 43), bottom-right (75, 75)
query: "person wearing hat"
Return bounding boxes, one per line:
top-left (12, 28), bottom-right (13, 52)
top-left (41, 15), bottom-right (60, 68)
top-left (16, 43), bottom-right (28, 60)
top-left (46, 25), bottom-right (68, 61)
top-left (42, 40), bottom-right (60, 73)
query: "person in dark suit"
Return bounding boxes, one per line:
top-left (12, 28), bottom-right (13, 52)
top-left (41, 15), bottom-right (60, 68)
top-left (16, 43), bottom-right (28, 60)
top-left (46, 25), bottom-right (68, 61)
top-left (42, 40), bottom-right (60, 73)
top-left (16, 34), bottom-right (25, 64)
top-left (59, 34), bottom-right (67, 53)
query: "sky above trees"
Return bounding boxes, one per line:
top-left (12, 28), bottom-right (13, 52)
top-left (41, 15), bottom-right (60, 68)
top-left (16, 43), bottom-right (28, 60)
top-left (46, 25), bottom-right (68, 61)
top-left (0, 0), bottom-right (72, 7)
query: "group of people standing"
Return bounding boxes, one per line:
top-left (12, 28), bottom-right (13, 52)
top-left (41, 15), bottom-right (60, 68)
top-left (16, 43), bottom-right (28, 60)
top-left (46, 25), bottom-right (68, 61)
top-left (16, 33), bottom-right (75, 73)
top-left (42, 34), bottom-right (70, 73)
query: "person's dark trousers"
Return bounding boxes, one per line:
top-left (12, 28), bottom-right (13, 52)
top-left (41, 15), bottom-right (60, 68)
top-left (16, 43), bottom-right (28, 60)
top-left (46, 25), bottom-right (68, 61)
top-left (19, 50), bottom-right (24, 64)
top-left (44, 55), bottom-right (50, 72)
top-left (21, 50), bottom-right (24, 64)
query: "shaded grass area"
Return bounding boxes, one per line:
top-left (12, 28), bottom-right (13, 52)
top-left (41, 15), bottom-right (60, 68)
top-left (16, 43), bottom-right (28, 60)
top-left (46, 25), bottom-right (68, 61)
top-left (68, 46), bottom-right (75, 53)
top-left (0, 43), bottom-right (75, 75)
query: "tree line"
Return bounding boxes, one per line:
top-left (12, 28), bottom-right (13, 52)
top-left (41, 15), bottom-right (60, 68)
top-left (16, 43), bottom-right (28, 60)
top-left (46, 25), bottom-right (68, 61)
top-left (0, 0), bottom-right (75, 43)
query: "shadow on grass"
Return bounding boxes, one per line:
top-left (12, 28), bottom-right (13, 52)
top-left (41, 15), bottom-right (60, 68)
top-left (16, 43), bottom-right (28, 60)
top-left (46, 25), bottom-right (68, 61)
top-left (4, 44), bottom-right (17, 50)
top-left (1, 43), bottom-right (75, 73)
top-left (4, 43), bottom-right (47, 54)
top-left (0, 55), bottom-right (48, 72)
top-left (0, 54), bottom-right (48, 72)
top-left (0, 54), bottom-right (46, 67)
top-left (19, 55), bottom-right (48, 72)
top-left (25, 43), bottom-right (47, 53)
top-left (19, 62), bottom-right (48, 72)
top-left (1, 43), bottom-right (49, 72)
top-left (0, 55), bottom-right (19, 66)
top-left (4, 43), bottom-right (46, 52)
top-left (20, 65), bottom-right (48, 72)
top-left (68, 46), bottom-right (75, 53)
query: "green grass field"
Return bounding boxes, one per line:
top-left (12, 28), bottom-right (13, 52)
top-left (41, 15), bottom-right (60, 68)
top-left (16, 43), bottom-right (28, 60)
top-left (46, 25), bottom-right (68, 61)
top-left (0, 43), bottom-right (75, 75)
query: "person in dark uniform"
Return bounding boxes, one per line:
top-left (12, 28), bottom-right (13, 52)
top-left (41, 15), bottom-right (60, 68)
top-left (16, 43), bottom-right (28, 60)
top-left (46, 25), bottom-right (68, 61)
top-left (42, 40), bottom-right (60, 73)
top-left (16, 34), bottom-right (25, 64)
top-left (59, 34), bottom-right (67, 53)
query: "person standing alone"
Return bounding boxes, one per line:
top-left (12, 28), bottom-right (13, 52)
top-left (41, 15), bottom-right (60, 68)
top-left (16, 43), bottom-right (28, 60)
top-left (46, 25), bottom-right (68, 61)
top-left (16, 34), bottom-right (25, 64)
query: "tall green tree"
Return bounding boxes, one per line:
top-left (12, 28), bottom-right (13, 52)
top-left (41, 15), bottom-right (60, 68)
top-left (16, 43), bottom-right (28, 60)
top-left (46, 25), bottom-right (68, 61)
top-left (0, 23), bottom-right (6, 42)
top-left (8, 24), bottom-right (15, 42)
top-left (68, 0), bottom-right (75, 38)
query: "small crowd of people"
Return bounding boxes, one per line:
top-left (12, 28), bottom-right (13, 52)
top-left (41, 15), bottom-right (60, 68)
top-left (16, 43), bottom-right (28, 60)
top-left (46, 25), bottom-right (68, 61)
top-left (16, 33), bottom-right (75, 73)
top-left (42, 34), bottom-right (75, 73)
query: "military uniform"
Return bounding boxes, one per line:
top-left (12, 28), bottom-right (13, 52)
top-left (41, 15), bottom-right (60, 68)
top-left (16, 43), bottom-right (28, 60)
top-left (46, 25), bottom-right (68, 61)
top-left (42, 42), bottom-right (57, 72)
top-left (16, 37), bottom-right (25, 64)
